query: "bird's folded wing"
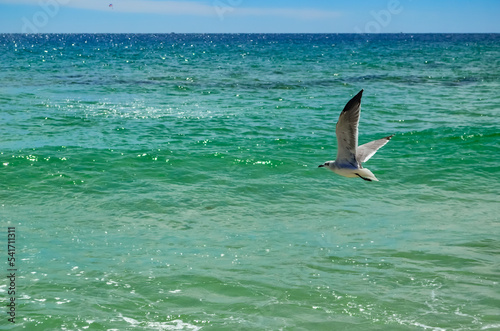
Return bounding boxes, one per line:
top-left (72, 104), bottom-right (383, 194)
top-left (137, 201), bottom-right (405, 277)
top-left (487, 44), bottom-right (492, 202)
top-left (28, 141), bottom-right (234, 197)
top-left (356, 135), bottom-right (394, 163)
top-left (335, 90), bottom-right (363, 166)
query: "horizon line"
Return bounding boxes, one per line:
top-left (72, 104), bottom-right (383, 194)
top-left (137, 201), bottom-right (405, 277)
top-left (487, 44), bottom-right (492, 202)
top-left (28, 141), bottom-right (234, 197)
top-left (2, 32), bottom-right (500, 35)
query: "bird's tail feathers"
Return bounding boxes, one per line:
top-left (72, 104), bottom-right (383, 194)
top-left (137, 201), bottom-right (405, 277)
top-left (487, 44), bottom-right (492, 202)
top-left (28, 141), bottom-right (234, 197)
top-left (355, 168), bottom-right (379, 181)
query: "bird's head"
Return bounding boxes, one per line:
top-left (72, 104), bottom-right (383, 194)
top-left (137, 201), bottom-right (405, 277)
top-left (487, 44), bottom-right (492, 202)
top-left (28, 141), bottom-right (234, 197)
top-left (318, 161), bottom-right (333, 168)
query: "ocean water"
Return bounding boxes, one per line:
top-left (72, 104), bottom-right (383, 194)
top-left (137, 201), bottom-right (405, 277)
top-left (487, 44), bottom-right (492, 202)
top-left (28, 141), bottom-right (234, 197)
top-left (0, 33), bottom-right (499, 330)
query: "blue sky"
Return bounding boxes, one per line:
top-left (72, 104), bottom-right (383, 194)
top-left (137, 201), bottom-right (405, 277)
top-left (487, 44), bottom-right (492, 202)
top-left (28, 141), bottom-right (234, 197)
top-left (0, 0), bottom-right (499, 33)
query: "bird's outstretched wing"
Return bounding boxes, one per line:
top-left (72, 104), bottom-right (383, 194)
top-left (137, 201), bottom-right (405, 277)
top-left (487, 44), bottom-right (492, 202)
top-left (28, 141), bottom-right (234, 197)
top-left (356, 135), bottom-right (394, 164)
top-left (335, 90), bottom-right (363, 166)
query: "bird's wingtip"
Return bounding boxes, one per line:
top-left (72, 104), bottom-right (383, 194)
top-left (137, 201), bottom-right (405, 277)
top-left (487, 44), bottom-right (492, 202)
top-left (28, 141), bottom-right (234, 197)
top-left (351, 89), bottom-right (363, 102)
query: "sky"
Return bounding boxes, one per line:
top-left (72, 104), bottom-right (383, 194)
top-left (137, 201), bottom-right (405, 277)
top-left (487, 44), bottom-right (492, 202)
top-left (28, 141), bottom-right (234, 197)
top-left (0, 0), bottom-right (499, 34)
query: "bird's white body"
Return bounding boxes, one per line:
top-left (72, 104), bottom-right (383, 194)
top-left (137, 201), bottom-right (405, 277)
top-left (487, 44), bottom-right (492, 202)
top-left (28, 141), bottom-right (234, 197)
top-left (318, 89), bottom-right (393, 182)
top-left (324, 161), bottom-right (379, 181)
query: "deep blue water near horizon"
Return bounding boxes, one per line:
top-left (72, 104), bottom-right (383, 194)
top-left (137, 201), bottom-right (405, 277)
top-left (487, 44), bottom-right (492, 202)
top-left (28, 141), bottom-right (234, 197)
top-left (0, 33), bottom-right (499, 330)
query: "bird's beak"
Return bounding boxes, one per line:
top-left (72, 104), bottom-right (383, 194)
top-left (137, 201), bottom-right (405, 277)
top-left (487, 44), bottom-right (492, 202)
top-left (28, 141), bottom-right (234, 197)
top-left (318, 164), bottom-right (324, 168)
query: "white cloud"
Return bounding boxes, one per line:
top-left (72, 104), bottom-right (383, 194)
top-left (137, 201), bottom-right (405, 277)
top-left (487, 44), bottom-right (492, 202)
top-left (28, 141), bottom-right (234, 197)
top-left (1, 0), bottom-right (341, 20)
top-left (232, 7), bottom-right (340, 20)
top-left (83, 0), bottom-right (216, 15)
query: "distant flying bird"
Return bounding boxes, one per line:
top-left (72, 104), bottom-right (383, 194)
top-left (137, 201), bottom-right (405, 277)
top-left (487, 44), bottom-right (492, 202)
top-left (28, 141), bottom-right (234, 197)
top-left (318, 90), bottom-right (394, 181)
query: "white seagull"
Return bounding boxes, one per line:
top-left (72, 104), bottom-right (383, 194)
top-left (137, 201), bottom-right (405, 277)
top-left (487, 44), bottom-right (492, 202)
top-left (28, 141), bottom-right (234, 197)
top-left (318, 89), bottom-right (394, 181)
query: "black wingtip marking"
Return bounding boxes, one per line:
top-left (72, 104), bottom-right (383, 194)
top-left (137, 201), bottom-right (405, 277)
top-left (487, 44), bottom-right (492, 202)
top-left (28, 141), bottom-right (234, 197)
top-left (355, 173), bottom-right (372, 181)
top-left (352, 89), bottom-right (363, 102)
top-left (385, 134), bottom-right (395, 140)
top-left (342, 89), bottom-right (364, 113)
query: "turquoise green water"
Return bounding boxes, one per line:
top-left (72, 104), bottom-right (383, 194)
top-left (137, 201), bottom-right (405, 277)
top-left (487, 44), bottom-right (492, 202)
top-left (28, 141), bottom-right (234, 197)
top-left (1, 33), bottom-right (499, 330)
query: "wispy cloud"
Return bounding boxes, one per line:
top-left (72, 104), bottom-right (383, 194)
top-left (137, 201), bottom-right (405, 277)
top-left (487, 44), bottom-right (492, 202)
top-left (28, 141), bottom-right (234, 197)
top-left (1, 0), bottom-right (340, 20)
top-left (234, 7), bottom-right (341, 20)
top-left (74, 0), bottom-right (217, 16)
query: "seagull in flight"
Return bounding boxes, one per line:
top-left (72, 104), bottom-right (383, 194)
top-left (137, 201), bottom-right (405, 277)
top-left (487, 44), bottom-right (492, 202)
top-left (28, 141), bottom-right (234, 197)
top-left (318, 90), bottom-right (394, 181)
